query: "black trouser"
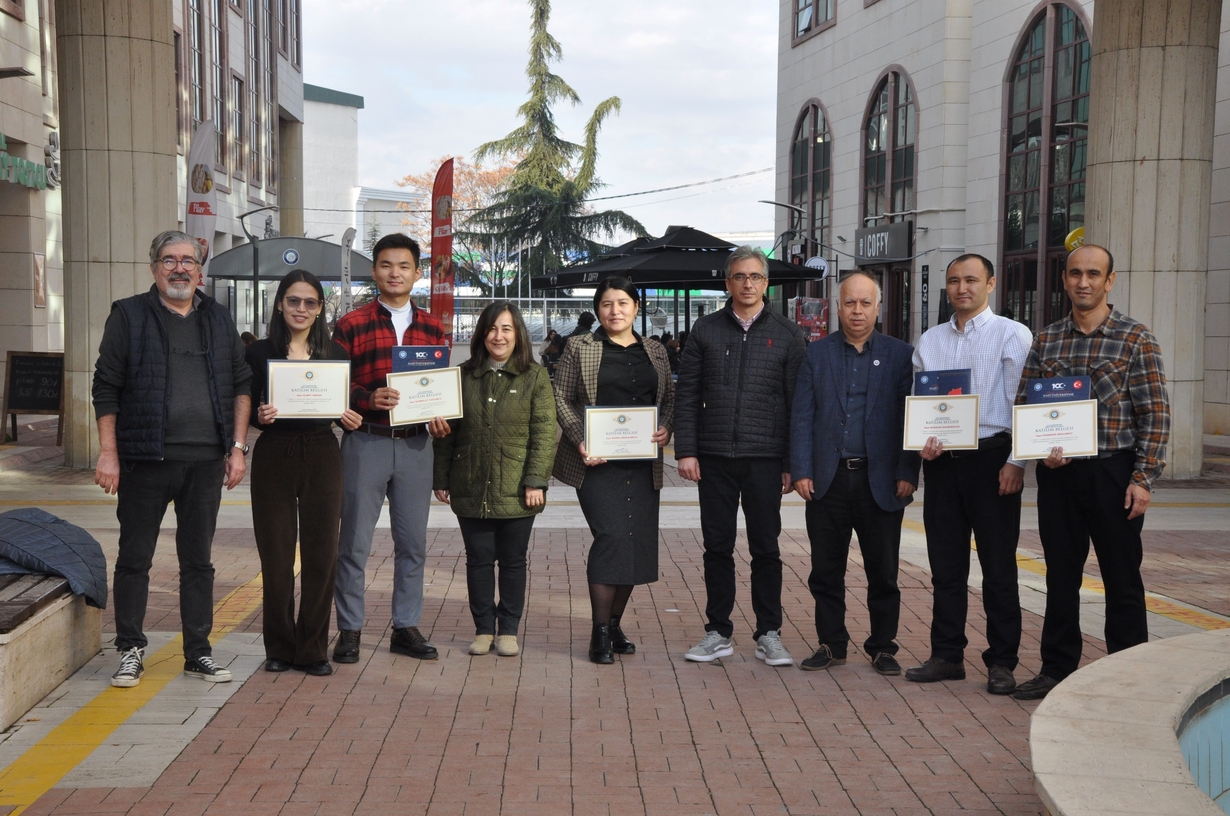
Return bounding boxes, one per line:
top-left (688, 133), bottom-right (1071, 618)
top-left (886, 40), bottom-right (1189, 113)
top-left (922, 442), bottom-right (1022, 669)
top-left (457, 515), bottom-right (536, 636)
top-left (696, 456), bottom-right (784, 640)
top-left (250, 428), bottom-right (343, 665)
top-left (114, 457), bottom-right (225, 660)
top-left (805, 466), bottom-right (902, 658)
top-left (1036, 451), bottom-right (1147, 680)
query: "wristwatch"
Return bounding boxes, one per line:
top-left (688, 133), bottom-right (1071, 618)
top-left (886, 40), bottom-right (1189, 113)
top-left (231, 440), bottom-right (250, 455)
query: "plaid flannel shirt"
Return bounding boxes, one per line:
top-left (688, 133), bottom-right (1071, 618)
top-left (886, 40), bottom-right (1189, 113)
top-left (1015, 308), bottom-right (1170, 488)
top-left (332, 299), bottom-right (447, 425)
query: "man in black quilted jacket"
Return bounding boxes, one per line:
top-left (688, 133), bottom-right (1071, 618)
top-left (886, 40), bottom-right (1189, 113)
top-left (676, 246), bottom-right (807, 667)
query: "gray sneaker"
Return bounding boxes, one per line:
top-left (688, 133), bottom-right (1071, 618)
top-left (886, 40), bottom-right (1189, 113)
top-left (755, 631), bottom-right (794, 667)
top-left (684, 631), bottom-right (734, 662)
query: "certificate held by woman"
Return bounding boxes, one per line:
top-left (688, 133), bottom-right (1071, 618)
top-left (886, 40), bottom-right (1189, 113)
top-left (584, 405), bottom-right (659, 460)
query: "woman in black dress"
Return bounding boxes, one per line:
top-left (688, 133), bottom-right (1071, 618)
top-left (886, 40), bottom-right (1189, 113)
top-left (552, 278), bottom-right (675, 664)
top-left (246, 270), bottom-right (362, 675)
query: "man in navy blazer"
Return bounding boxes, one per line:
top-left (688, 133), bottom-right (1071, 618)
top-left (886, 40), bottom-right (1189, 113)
top-left (791, 272), bottom-right (919, 675)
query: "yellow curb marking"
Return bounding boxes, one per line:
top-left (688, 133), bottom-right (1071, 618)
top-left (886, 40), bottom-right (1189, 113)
top-left (0, 569), bottom-right (270, 814)
top-left (901, 519), bottom-right (1230, 632)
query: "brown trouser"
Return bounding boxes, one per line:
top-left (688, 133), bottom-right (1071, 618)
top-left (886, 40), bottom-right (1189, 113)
top-left (250, 427), bottom-right (343, 665)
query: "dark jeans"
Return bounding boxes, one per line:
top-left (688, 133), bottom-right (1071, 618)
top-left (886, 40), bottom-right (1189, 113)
top-left (805, 467), bottom-right (902, 658)
top-left (457, 515), bottom-right (536, 636)
top-left (1036, 452), bottom-right (1147, 680)
top-left (922, 444), bottom-right (1022, 668)
top-left (250, 428), bottom-right (343, 665)
top-left (696, 456), bottom-right (784, 640)
top-left (114, 457), bottom-right (225, 659)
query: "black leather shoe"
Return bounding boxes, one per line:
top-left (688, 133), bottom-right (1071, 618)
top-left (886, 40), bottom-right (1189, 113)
top-left (589, 623), bottom-right (614, 664)
top-left (609, 616), bottom-right (636, 655)
top-left (1012, 673), bottom-right (1060, 701)
top-left (390, 626), bottom-right (439, 660)
top-left (293, 661), bottom-right (334, 677)
top-left (904, 657), bottom-right (966, 683)
top-left (333, 630), bottom-right (361, 664)
top-left (264, 658), bottom-right (292, 673)
top-left (870, 652), bottom-right (902, 676)
top-left (987, 665), bottom-right (1016, 695)
top-left (799, 645), bottom-right (846, 671)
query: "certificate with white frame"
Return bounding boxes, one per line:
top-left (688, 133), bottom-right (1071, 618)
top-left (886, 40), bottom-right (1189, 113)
top-left (266, 360), bottom-right (351, 419)
top-left (903, 394), bottom-right (980, 450)
top-left (585, 406), bottom-right (659, 460)
top-left (1012, 399), bottom-right (1098, 460)
top-left (387, 367), bottom-right (463, 425)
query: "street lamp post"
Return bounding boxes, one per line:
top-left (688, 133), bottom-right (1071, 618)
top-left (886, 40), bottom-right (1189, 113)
top-left (238, 205), bottom-right (278, 330)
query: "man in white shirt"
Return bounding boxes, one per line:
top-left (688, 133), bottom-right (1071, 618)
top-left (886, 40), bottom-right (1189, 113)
top-left (904, 254), bottom-right (1032, 695)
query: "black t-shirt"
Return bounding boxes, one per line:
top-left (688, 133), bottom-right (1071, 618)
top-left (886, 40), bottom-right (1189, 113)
top-left (246, 338), bottom-right (350, 433)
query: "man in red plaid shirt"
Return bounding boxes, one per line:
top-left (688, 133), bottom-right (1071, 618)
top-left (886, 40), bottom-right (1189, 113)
top-left (1011, 244), bottom-right (1170, 701)
top-left (331, 233), bottom-right (447, 663)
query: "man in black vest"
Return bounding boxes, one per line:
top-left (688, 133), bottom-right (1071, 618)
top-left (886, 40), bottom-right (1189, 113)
top-left (93, 230), bottom-right (252, 689)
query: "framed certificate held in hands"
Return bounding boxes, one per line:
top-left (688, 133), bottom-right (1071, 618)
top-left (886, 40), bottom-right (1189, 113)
top-left (266, 361), bottom-right (351, 418)
top-left (903, 394), bottom-right (980, 450)
top-left (1012, 399), bottom-right (1098, 460)
top-left (585, 406), bottom-right (659, 460)
top-left (387, 367), bottom-right (464, 426)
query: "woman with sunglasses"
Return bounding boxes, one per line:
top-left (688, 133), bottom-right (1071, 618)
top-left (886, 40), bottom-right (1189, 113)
top-left (553, 277), bottom-right (674, 664)
top-left (246, 270), bottom-right (362, 675)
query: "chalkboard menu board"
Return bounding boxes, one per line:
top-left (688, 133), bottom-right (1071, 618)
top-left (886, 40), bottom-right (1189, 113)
top-left (2, 351), bottom-right (64, 444)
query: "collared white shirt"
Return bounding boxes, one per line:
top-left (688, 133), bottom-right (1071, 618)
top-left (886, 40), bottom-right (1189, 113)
top-left (913, 305), bottom-right (1033, 465)
top-left (734, 303), bottom-right (765, 332)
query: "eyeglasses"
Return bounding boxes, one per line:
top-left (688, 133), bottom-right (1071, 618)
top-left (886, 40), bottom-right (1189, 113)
top-left (729, 273), bottom-right (767, 284)
top-left (284, 296), bottom-right (321, 310)
top-left (157, 257), bottom-right (199, 270)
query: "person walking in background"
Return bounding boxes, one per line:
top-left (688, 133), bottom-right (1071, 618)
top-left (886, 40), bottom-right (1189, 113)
top-left (92, 230), bottom-right (252, 687)
top-left (566, 311), bottom-right (596, 346)
top-left (541, 333), bottom-right (565, 379)
top-left (332, 233), bottom-right (447, 664)
top-left (790, 273), bottom-right (918, 676)
top-left (429, 302), bottom-right (556, 658)
top-left (905, 254), bottom-right (1032, 694)
top-left (553, 278), bottom-right (674, 664)
top-left (1011, 244), bottom-right (1170, 701)
top-left (246, 270), bottom-right (363, 676)
top-left (675, 246), bottom-right (807, 667)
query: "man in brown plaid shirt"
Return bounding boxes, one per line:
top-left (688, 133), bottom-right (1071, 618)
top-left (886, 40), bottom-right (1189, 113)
top-left (1011, 244), bottom-right (1170, 701)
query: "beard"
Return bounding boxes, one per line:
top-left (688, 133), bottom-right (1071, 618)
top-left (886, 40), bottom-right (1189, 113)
top-left (164, 276), bottom-right (195, 301)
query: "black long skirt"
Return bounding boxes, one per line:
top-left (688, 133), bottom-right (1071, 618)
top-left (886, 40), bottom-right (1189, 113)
top-left (576, 461), bottom-right (659, 585)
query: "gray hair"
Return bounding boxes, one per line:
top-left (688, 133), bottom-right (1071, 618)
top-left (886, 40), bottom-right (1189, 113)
top-left (148, 230), bottom-right (203, 265)
top-left (838, 271), bottom-right (883, 305)
top-left (725, 245), bottom-right (770, 278)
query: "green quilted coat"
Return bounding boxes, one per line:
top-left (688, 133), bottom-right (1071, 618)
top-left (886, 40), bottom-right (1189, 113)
top-left (432, 360), bottom-right (557, 518)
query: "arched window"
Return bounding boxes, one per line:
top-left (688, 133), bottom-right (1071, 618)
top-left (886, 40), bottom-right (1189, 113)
top-left (861, 70), bottom-right (916, 340)
top-left (789, 102), bottom-right (831, 260)
top-left (1001, 4), bottom-right (1090, 329)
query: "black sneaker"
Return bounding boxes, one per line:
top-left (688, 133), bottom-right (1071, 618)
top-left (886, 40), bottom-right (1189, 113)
top-left (333, 630), bottom-right (361, 664)
top-left (1012, 673), bottom-right (1060, 701)
top-left (390, 626), bottom-right (438, 660)
top-left (184, 655), bottom-right (233, 683)
top-left (799, 644), bottom-right (846, 671)
top-left (111, 647), bottom-right (145, 688)
top-left (870, 652), bottom-right (902, 676)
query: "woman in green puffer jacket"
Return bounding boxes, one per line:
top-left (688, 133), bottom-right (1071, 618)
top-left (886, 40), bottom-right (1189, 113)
top-left (428, 302), bottom-right (556, 658)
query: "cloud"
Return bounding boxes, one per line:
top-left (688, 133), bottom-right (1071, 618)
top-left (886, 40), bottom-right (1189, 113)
top-left (303, 0), bottom-right (779, 239)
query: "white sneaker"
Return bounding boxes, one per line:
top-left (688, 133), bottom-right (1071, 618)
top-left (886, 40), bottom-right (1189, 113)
top-left (111, 647), bottom-right (144, 688)
top-left (684, 631), bottom-right (734, 662)
top-left (755, 631), bottom-right (794, 667)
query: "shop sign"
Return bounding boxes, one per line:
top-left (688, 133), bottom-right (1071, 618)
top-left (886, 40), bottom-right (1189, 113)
top-left (0, 133), bottom-right (49, 191)
top-left (854, 221), bottom-right (911, 265)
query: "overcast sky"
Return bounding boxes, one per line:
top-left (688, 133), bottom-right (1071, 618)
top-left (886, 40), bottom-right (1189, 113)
top-left (302, 0), bottom-right (779, 240)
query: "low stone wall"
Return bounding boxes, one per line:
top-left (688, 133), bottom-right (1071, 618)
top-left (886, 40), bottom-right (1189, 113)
top-left (1030, 628), bottom-right (1230, 815)
top-left (0, 594), bottom-right (100, 730)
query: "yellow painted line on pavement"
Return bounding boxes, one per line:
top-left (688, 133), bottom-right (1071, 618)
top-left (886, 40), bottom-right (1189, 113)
top-left (902, 519), bottom-right (1230, 632)
top-left (0, 569), bottom-right (270, 814)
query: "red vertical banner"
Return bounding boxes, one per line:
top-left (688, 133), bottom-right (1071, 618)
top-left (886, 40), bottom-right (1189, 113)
top-left (430, 159), bottom-right (456, 347)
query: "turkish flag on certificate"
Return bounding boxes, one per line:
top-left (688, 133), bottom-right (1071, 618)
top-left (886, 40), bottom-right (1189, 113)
top-left (429, 159), bottom-right (455, 347)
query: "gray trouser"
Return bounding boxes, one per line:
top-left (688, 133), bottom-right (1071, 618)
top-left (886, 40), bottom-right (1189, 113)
top-left (334, 430), bottom-right (433, 631)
